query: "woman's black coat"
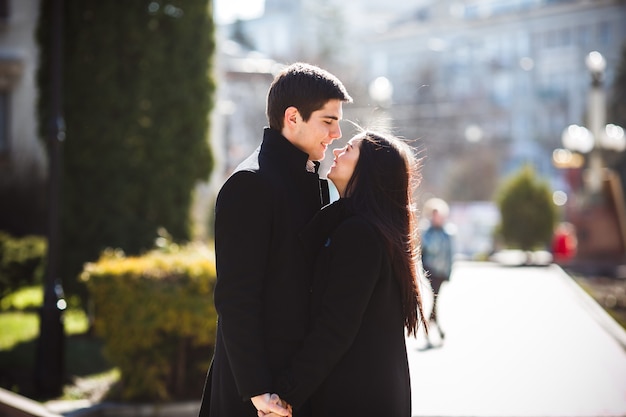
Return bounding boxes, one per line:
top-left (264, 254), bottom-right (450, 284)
top-left (198, 128), bottom-right (330, 417)
top-left (277, 200), bottom-right (412, 417)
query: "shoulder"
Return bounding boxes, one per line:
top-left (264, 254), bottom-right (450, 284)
top-left (220, 169), bottom-right (269, 193)
top-left (331, 216), bottom-right (381, 250)
top-left (217, 170), bottom-right (274, 210)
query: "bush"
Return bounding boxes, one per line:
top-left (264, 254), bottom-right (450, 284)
top-left (495, 165), bottom-right (557, 251)
top-left (0, 232), bottom-right (47, 299)
top-left (81, 243), bottom-right (217, 401)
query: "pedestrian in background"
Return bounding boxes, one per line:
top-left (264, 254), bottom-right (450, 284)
top-left (265, 130), bottom-right (429, 417)
top-left (420, 197), bottom-right (454, 347)
top-left (198, 63), bottom-right (352, 417)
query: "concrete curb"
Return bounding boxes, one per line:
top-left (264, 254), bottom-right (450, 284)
top-left (551, 263), bottom-right (626, 350)
top-left (0, 387), bottom-right (63, 417)
top-left (59, 401), bottom-right (200, 417)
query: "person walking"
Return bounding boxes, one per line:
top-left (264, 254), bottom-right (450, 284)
top-left (420, 198), bottom-right (453, 346)
top-left (265, 131), bottom-right (429, 417)
top-left (198, 63), bottom-right (352, 417)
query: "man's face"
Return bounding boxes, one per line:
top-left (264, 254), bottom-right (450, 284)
top-left (290, 99), bottom-right (343, 161)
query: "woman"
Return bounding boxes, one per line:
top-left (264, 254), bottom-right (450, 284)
top-left (269, 130), bottom-right (429, 417)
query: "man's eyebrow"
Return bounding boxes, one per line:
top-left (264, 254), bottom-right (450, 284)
top-left (321, 115), bottom-right (339, 121)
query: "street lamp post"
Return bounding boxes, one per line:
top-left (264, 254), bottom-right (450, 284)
top-left (558, 51), bottom-right (626, 266)
top-left (561, 52), bottom-right (626, 196)
top-left (585, 51), bottom-right (607, 195)
top-left (35, 0), bottom-right (66, 398)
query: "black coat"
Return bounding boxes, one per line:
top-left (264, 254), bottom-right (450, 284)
top-left (277, 200), bottom-right (412, 417)
top-left (199, 128), bottom-right (330, 417)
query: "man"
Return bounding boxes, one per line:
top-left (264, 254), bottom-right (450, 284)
top-left (199, 63), bottom-right (352, 417)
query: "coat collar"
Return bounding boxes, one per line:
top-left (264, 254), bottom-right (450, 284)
top-left (260, 128), bottom-right (321, 174)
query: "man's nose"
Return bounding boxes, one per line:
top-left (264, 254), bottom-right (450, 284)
top-left (329, 125), bottom-right (342, 141)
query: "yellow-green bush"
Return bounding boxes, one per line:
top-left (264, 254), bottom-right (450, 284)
top-left (0, 232), bottom-right (46, 299)
top-left (81, 243), bottom-right (217, 401)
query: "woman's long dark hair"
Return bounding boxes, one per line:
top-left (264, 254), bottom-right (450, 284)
top-left (344, 131), bottom-right (427, 336)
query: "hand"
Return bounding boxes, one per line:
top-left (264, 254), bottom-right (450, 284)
top-left (251, 393), bottom-right (292, 417)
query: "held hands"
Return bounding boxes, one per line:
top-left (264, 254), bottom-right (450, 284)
top-left (251, 393), bottom-right (293, 417)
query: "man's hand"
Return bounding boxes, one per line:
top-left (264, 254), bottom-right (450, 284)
top-left (251, 393), bottom-right (292, 417)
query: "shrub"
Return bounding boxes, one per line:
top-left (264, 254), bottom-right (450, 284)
top-left (81, 243), bottom-right (217, 401)
top-left (0, 232), bottom-right (47, 299)
top-left (495, 165), bottom-right (557, 251)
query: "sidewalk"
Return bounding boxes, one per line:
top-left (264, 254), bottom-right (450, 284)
top-left (408, 261), bottom-right (626, 417)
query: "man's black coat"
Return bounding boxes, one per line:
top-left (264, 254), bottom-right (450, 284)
top-left (198, 128), bottom-right (329, 416)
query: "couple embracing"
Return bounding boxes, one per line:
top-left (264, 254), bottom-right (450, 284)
top-left (199, 63), bottom-right (429, 417)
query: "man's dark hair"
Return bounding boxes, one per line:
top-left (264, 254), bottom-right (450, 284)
top-left (266, 62), bottom-right (352, 130)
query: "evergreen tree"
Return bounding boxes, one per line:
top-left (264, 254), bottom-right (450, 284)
top-left (37, 1), bottom-right (215, 300)
top-left (496, 165), bottom-right (557, 252)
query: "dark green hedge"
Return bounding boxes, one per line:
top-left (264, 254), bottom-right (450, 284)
top-left (37, 1), bottom-right (215, 301)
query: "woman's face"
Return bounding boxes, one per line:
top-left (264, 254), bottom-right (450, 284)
top-left (327, 137), bottom-right (361, 197)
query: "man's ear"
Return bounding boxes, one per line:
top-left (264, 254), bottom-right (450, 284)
top-left (284, 106), bottom-right (299, 128)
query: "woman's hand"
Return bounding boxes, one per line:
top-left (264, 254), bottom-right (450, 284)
top-left (251, 393), bottom-right (292, 417)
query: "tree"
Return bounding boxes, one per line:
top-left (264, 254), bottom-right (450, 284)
top-left (496, 165), bottom-right (557, 252)
top-left (37, 1), bottom-right (215, 301)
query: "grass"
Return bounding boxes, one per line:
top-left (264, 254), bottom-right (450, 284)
top-left (0, 312), bottom-right (39, 350)
top-left (572, 274), bottom-right (626, 330)
top-left (0, 286), bottom-right (117, 401)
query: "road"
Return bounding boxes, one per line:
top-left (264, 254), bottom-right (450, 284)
top-left (408, 261), bottom-right (626, 417)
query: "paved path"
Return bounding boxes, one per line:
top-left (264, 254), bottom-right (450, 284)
top-left (408, 262), bottom-right (626, 417)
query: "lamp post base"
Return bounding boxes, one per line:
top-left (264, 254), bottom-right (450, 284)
top-left (569, 171), bottom-right (626, 276)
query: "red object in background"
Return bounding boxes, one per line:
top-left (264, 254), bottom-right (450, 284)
top-left (552, 222), bottom-right (577, 263)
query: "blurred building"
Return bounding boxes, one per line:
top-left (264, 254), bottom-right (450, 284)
top-left (0, 0), bottom-right (46, 235)
top-left (197, 31), bottom-right (283, 238)
top-left (359, 0), bottom-right (626, 200)
top-left (210, 36), bottom-right (281, 187)
top-left (0, 0), bottom-right (44, 187)
top-left (222, 0), bottom-right (626, 203)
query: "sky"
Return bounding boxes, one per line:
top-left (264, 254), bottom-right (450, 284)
top-left (214, 0), bottom-right (265, 24)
